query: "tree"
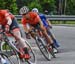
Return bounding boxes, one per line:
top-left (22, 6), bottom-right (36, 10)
top-left (1, 0), bottom-right (75, 15)
top-left (0, 0), bottom-right (18, 14)
top-left (39, 0), bottom-right (56, 14)
top-left (28, 0), bottom-right (42, 12)
top-left (66, 0), bottom-right (75, 15)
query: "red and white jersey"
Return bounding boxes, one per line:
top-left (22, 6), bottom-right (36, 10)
top-left (21, 12), bottom-right (41, 27)
top-left (0, 10), bottom-right (14, 25)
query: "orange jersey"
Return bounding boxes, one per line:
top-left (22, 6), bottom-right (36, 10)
top-left (21, 12), bottom-right (41, 26)
top-left (0, 10), bottom-right (14, 25)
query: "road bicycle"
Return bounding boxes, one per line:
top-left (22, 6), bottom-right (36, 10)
top-left (0, 50), bottom-right (14, 64)
top-left (29, 28), bottom-right (56, 61)
top-left (0, 29), bottom-right (36, 64)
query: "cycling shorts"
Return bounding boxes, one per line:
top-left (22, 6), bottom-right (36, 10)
top-left (30, 22), bottom-right (41, 30)
top-left (2, 18), bottom-right (19, 30)
top-left (10, 18), bottom-right (19, 30)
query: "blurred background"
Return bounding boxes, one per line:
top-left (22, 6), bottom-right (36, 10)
top-left (0, 0), bottom-right (75, 24)
top-left (0, 0), bottom-right (75, 15)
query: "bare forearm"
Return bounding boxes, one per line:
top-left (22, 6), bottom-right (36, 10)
top-left (6, 17), bottom-right (12, 25)
top-left (39, 19), bottom-right (43, 27)
top-left (47, 20), bottom-right (52, 26)
top-left (23, 25), bottom-right (29, 33)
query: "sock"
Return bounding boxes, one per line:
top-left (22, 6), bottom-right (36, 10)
top-left (51, 43), bottom-right (56, 49)
top-left (23, 47), bottom-right (29, 54)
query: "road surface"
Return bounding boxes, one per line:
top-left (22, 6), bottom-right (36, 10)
top-left (6, 25), bottom-right (75, 64)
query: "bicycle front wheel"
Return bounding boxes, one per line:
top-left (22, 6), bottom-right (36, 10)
top-left (0, 52), bottom-right (13, 64)
top-left (43, 37), bottom-right (56, 58)
top-left (0, 41), bottom-right (21, 64)
top-left (36, 37), bottom-right (51, 61)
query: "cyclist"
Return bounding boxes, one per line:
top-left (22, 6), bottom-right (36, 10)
top-left (32, 8), bottom-right (60, 52)
top-left (19, 6), bottom-right (56, 51)
top-left (0, 9), bottom-right (30, 59)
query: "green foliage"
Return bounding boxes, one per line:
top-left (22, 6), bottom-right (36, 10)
top-left (9, 0), bottom-right (18, 14)
top-left (0, 0), bottom-right (18, 14)
top-left (66, 0), bottom-right (75, 15)
top-left (40, 0), bottom-right (56, 14)
top-left (0, 0), bottom-right (75, 15)
top-left (28, 1), bottom-right (43, 12)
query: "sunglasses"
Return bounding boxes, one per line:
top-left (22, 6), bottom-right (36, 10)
top-left (22, 12), bottom-right (28, 15)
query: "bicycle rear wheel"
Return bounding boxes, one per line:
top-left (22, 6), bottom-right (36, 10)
top-left (36, 37), bottom-right (51, 61)
top-left (0, 52), bottom-right (13, 64)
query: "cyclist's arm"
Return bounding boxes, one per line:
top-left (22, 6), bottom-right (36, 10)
top-left (47, 19), bottom-right (52, 27)
top-left (23, 25), bottom-right (29, 33)
top-left (21, 19), bottom-right (29, 33)
top-left (39, 20), bottom-right (44, 27)
top-left (5, 13), bottom-right (12, 25)
top-left (43, 15), bottom-right (52, 27)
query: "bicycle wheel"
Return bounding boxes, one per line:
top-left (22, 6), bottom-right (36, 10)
top-left (44, 38), bottom-right (56, 58)
top-left (35, 37), bottom-right (51, 61)
top-left (0, 41), bottom-right (21, 64)
top-left (24, 40), bottom-right (36, 64)
top-left (0, 52), bottom-right (13, 64)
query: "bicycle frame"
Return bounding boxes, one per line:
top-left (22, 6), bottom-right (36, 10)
top-left (0, 30), bottom-right (36, 64)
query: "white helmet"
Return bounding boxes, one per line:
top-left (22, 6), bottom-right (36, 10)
top-left (32, 8), bottom-right (39, 13)
top-left (19, 6), bottom-right (29, 15)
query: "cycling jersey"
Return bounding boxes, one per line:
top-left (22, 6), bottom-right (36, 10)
top-left (0, 10), bottom-right (14, 25)
top-left (39, 14), bottom-right (49, 27)
top-left (21, 12), bottom-right (41, 26)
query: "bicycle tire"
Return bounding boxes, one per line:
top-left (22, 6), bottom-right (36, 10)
top-left (0, 41), bottom-right (21, 64)
top-left (35, 37), bottom-right (51, 61)
top-left (0, 52), bottom-right (14, 64)
top-left (0, 31), bottom-right (36, 64)
top-left (44, 38), bottom-right (56, 58)
top-left (24, 40), bottom-right (36, 64)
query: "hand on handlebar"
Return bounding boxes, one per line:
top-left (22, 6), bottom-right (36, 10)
top-left (48, 25), bottom-right (52, 29)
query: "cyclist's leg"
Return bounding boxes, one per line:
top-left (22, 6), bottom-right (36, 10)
top-left (46, 27), bottom-right (59, 53)
top-left (10, 18), bottom-right (30, 59)
top-left (46, 27), bottom-right (60, 48)
top-left (33, 23), bottom-right (53, 46)
top-left (25, 24), bottom-right (33, 39)
top-left (40, 26), bottom-right (53, 45)
top-left (10, 18), bottom-right (27, 48)
top-left (12, 29), bottom-right (27, 48)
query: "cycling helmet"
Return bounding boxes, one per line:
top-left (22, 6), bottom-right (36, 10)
top-left (32, 8), bottom-right (39, 13)
top-left (19, 6), bottom-right (29, 15)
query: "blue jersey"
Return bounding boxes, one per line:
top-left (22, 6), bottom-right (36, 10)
top-left (39, 14), bottom-right (49, 27)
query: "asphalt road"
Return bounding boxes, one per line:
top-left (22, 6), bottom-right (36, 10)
top-left (19, 25), bottom-right (75, 64)
top-left (5, 25), bottom-right (75, 64)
